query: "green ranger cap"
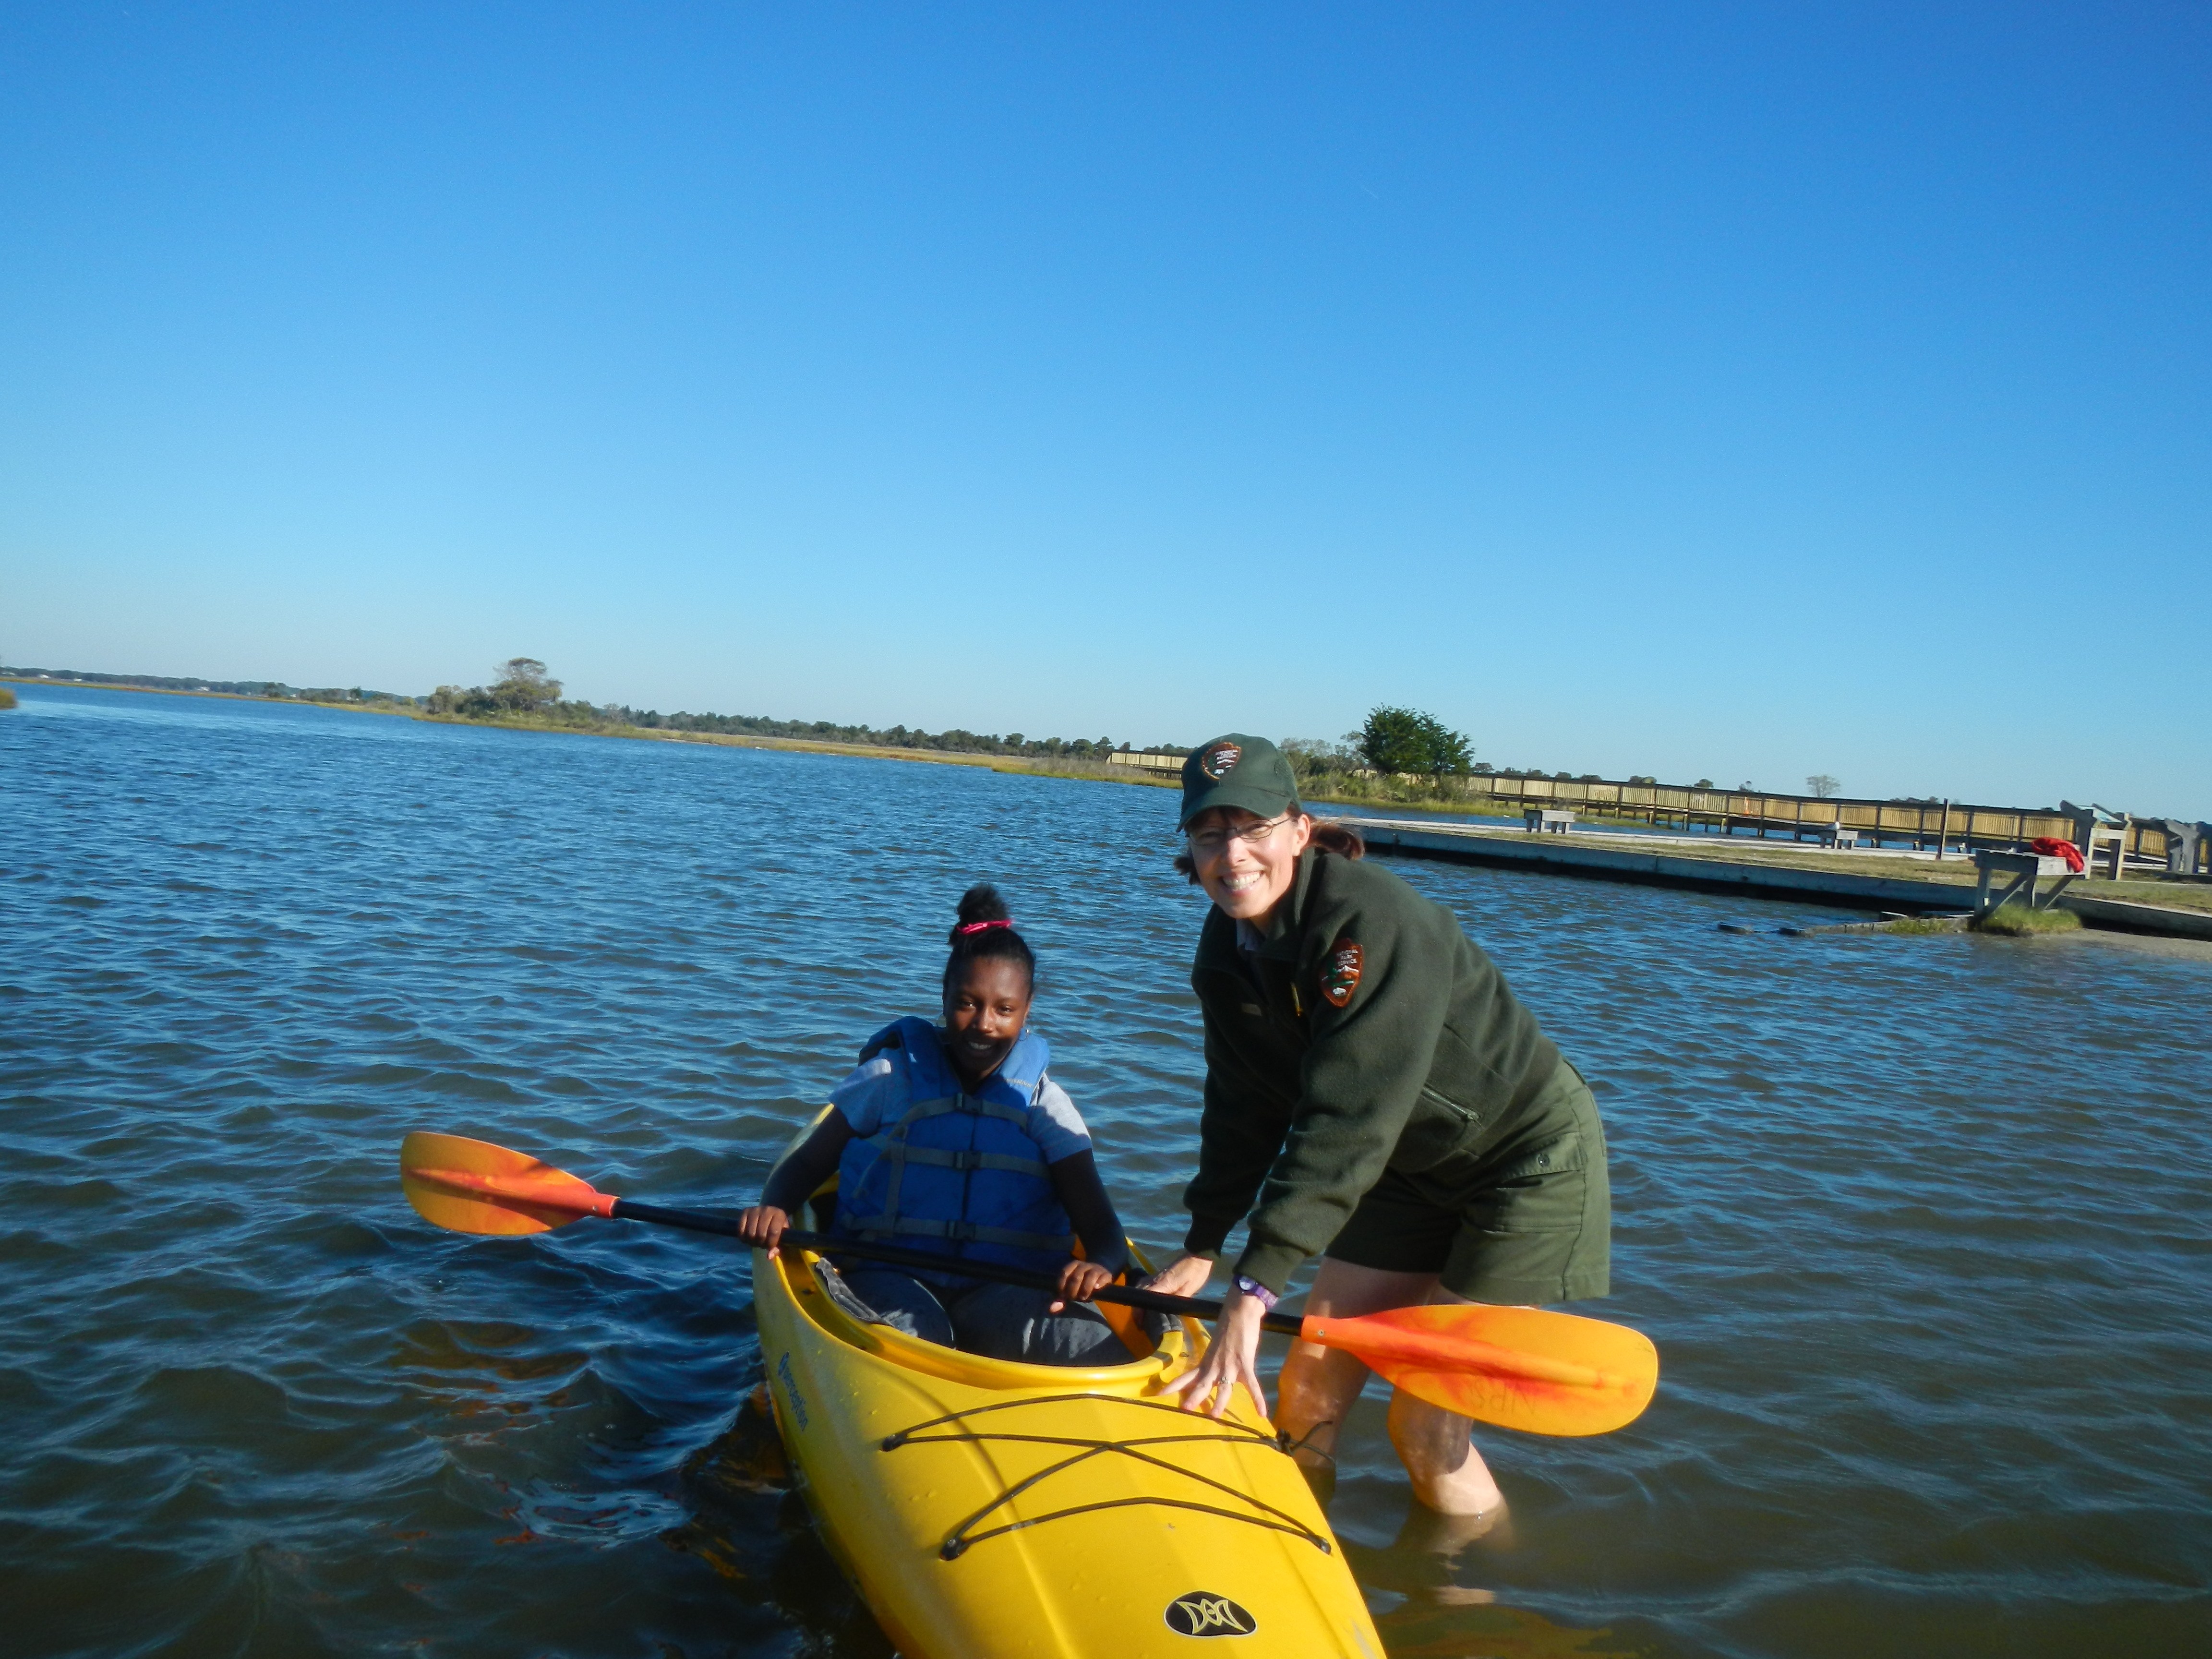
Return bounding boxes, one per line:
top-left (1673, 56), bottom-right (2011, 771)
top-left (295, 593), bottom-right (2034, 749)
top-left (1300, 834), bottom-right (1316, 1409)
top-left (1178, 733), bottom-right (1300, 830)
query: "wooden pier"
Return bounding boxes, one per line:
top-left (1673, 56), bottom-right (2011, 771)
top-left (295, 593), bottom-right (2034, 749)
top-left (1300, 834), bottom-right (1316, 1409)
top-left (1107, 755), bottom-right (2206, 875)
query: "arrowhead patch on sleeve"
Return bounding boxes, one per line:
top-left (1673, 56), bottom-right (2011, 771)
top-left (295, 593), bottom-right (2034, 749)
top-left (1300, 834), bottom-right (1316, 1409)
top-left (1321, 938), bottom-right (1362, 1008)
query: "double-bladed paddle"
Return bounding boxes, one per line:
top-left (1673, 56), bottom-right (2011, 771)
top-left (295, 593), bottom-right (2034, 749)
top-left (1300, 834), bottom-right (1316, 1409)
top-left (399, 1130), bottom-right (1658, 1437)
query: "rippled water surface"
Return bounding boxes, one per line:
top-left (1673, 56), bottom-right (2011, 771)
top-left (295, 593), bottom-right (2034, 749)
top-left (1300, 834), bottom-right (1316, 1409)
top-left (4, 684), bottom-right (2210, 1658)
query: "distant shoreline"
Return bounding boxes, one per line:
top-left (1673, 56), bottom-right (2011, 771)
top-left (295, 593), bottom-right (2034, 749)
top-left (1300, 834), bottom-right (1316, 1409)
top-left (16, 673), bottom-right (2210, 930)
top-left (0, 674), bottom-right (412, 717)
top-left (416, 709), bottom-right (1187, 791)
top-left (0, 673), bottom-right (1180, 792)
top-left (0, 673), bottom-right (1519, 810)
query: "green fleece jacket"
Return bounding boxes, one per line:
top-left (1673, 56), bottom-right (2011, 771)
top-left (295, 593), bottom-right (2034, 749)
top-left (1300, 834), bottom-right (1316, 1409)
top-left (1183, 845), bottom-right (1564, 1295)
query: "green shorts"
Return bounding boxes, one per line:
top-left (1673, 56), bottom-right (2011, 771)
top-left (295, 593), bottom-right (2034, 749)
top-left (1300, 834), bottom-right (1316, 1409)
top-left (1324, 1061), bottom-right (1611, 1305)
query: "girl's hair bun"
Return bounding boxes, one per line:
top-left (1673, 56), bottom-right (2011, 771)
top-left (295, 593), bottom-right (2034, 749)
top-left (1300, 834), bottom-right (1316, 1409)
top-left (943, 882), bottom-right (1036, 990)
top-left (951, 882), bottom-right (1011, 940)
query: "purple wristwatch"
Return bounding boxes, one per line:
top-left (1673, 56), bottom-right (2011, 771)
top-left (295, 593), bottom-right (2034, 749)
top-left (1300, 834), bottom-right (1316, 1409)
top-left (1233, 1274), bottom-right (1279, 1311)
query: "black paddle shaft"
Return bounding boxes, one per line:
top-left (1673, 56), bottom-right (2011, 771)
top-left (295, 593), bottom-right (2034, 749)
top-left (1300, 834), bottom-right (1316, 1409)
top-left (605, 1199), bottom-right (1304, 1336)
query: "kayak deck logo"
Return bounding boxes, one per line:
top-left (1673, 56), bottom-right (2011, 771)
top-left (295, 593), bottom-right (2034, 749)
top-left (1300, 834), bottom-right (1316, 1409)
top-left (1165, 1591), bottom-right (1256, 1636)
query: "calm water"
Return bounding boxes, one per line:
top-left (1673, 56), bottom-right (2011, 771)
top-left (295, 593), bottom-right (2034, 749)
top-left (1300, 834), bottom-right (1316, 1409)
top-left (4, 684), bottom-right (2209, 1659)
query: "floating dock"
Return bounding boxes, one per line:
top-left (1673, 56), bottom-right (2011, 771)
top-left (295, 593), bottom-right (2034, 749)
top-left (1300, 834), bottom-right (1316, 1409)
top-left (1344, 817), bottom-right (2212, 942)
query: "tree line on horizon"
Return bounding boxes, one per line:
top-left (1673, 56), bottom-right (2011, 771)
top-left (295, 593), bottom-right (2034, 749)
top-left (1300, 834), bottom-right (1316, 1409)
top-left (0, 665), bottom-right (417, 705)
top-left (427, 659), bottom-right (1129, 760)
top-left (12, 660), bottom-right (1885, 807)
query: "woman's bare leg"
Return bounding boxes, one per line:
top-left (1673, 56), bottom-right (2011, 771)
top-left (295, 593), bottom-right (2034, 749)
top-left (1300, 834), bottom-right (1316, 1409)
top-left (1392, 1283), bottom-right (1503, 1515)
top-left (1274, 1261), bottom-right (1503, 1515)
top-left (1273, 1262), bottom-right (1435, 1488)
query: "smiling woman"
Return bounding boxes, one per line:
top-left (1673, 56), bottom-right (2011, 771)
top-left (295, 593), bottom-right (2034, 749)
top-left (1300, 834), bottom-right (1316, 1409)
top-left (1143, 734), bottom-right (1614, 1523)
top-left (733, 884), bottom-right (1133, 1365)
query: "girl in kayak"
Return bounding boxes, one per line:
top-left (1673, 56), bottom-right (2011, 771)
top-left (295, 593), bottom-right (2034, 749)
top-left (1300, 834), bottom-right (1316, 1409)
top-left (735, 884), bottom-right (1132, 1367)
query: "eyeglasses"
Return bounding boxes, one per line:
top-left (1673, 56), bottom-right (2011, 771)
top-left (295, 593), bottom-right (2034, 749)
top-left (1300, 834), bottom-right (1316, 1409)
top-left (1185, 813), bottom-right (1292, 858)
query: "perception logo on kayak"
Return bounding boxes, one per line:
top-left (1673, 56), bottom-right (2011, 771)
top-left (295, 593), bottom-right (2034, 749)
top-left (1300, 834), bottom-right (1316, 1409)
top-left (775, 1351), bottom-right (810, 1431)
top-left (1165, 1592), bottom-right (1256, 1636)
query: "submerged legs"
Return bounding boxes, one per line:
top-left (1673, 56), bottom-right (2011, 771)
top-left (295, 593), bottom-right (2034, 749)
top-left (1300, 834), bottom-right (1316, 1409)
top-left (1272, 1260), bottom-right (1506, 1517)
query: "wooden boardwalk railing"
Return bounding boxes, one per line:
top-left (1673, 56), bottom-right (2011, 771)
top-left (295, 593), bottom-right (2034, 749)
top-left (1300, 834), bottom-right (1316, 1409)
top-left (1106, 753), bottom-right (2199, 869)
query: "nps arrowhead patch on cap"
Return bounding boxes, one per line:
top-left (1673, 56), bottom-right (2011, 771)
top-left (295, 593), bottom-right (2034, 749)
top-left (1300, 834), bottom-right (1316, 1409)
top-left (1321, 938), bottom-right (1362, 1008)
top-left (1199, 741), bottom-right (1242, 780)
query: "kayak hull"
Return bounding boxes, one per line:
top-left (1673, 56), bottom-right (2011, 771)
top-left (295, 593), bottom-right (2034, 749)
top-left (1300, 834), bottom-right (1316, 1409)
top-left (752, 1127), bottom-right (1382, 1657)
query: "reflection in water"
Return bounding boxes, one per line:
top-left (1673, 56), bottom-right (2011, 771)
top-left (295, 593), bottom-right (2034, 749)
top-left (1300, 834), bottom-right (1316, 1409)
top-left (3, 683), bottom-right (2210, 1658)
top-left (1347, 1498), bottom-right (1636, 1656)
top-left (669, 1391), bottom-right (892, 1655)
top-left (1370, 1600), bottom-right (1627, 1659)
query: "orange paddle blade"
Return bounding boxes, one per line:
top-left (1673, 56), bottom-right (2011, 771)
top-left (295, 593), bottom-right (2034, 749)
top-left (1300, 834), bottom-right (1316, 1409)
top-left (399, 1132), bottom-right (613, 1236)
top-left (1301, 1302), bottom-right (1658, 1437)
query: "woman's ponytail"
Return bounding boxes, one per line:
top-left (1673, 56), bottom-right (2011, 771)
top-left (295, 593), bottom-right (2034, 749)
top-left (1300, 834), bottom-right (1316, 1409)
top-left (1307, 818), bottom-right (1366, 860)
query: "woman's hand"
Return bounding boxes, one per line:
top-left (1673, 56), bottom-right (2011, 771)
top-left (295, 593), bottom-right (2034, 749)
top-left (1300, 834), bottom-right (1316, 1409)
top-left (734, 1205), bottom-right (790, 1251)
top-left (1048, 1258), bottom-right (1115, 1312)
top-left (1160, 1286), bottom-right (1269, 1420)
top-left (1141, 1252), bottom-right (1215, 1299)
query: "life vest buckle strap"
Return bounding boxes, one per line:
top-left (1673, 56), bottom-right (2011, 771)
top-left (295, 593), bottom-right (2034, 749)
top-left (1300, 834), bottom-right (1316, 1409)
top-left (850, 1218), bottom-right (1076, 1254)
top-left (891, 1145), bottom-right (1051, 1177)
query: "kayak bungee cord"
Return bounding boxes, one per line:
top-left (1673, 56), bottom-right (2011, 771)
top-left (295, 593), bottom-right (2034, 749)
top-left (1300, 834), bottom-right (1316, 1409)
top-left (880, 1393), bottom-right (1333, 1560)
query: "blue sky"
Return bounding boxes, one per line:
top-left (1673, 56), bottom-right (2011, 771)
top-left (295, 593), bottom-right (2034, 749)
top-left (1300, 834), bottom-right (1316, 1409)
top-left (3, 4), bottom-right (2207, 815)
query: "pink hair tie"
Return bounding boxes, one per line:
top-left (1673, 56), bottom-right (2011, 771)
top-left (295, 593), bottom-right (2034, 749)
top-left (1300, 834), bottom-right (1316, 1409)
top-left (957, 918), bottom-right (1014, 935)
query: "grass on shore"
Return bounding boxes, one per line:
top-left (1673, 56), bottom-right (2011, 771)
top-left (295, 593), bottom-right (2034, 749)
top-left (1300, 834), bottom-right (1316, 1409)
top-left (1971, 902), bottom-right (2083, 936)
top-left (1, 674), bottom-right (412, 717)
top-left (2073, 878), bottom-right (2212, 914)
top-left (418, 708), bottom-right (1184, 791)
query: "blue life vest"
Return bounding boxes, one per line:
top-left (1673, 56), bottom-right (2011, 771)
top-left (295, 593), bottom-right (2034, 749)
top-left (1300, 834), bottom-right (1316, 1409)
top-left (832, 1016), bottom-right (1074, 1283)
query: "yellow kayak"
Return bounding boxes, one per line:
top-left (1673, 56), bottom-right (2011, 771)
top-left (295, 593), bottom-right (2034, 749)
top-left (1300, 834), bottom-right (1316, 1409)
top-left (753, 1116), bottom-right (1384, 1658)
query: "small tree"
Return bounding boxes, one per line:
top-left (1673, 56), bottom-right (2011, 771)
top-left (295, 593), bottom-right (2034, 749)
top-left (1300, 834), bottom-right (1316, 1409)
top-left (1359, 707), bottom-right (1430, 774)
top-left (1359, 706), bottom-right (1473, 778)
top-left (489, 657), bottom-right (562, 715)
top-left (1807, 773), bottom-right (1840, 799)
top-left (1428, 721), bottom-right (1474, 775)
